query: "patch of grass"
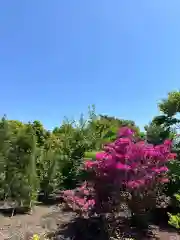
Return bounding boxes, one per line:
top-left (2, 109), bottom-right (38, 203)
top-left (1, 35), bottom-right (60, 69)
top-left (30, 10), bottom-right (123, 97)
top-left (84, 151), bottom-right (97, 160)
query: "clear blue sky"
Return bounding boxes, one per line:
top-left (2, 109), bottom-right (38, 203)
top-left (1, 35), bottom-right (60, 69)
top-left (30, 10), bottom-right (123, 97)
top-left (0, 1), bottom-right (180, 130)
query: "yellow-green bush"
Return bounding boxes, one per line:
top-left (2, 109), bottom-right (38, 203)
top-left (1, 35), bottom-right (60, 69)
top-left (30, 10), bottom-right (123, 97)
top-left (168, 193), bottom-right (180, 229)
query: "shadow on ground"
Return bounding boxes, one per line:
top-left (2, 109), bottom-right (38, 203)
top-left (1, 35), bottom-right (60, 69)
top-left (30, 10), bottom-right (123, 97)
top-left (47, 215), bottom-right (153, 240)
top-left (46, 207), bottom-right (180, 240)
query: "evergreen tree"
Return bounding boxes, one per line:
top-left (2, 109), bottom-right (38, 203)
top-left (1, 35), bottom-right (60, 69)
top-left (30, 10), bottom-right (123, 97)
top-left (5, 124), bottom-right (39, 208)
top-left (26, 133), bottom-right (39, 208)
top-left (0, 117), bottom-right (11, 200)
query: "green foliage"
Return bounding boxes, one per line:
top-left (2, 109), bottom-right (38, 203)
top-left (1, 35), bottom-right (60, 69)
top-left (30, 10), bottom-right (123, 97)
top-left (0, 117), bottom-right (11, 200)
top-left (145, 91), bottom-right (180, 145)
top-left (168, 194), bottom-right (180, 229)
top-left (153, 91), bottom-right (180, 199)
top-left (59, 117), bottom-right (90, 189)
top-left (0, 104), bottom-right (144, 208)
top-left (4, 124), bottom-right (39, 207)
top-left (86, 113), bottom-right (140, 150)
top-left (31, 120), bottom-right (49, 147)
top-left (1, 90), bottom-right (180, 233)
top-left (164, 133), bottom-right (180, 199)
top-left (2, 94), bottom-right (179, 215)
top-left (159, 91), bottom-right (180, 116)
top-left (39, 149), bottom-right (63, 198)
top-left (84, 151), bottom-right (97, 160)
top-left (145, 122), bottom-right (170, 145)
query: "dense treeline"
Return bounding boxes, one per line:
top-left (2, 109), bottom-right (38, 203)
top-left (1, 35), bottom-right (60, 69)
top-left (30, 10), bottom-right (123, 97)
top-left (1, 91), bottom-right (180, 231)
top-left (0, 106), bottom-right (141, 209)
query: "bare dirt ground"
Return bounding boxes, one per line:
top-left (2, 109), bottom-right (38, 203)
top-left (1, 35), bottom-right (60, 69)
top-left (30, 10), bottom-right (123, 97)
top-left (0, 204), bottom-right (66, 239)
top-left (157, 230), bottom-right (179, 240)
top-left (0, 204), bottom-right (179, 240)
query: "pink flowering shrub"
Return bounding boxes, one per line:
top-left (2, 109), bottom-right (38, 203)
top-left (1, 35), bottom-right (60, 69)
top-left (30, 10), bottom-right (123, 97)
top-left (63, 127), bottom-right (176, 218)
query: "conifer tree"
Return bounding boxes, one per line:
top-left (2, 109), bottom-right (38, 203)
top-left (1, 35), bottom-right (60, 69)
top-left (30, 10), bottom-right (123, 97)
top-left (5, 124), bottom-right (39, 209)
top-left (26, 132), bottom-right (39, 208)
top-left (0, 117), bottom-right (11, 200)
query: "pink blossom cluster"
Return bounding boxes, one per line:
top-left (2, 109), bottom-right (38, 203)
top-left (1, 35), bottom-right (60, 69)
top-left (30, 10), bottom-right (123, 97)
top-left (63, 127), bottom-right (176, 215)
top-left (63, 182), bottom-right (95, 214)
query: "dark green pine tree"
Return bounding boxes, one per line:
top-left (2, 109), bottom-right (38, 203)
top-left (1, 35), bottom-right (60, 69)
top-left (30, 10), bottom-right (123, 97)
top-left (26, 132), bottom-right (39, 208)
top-left (0, 116), bottom-right (12, 200)
top-left (5, 124), bottom-right (39, 209)
top-left (145, 119), bottom-right (171, 145)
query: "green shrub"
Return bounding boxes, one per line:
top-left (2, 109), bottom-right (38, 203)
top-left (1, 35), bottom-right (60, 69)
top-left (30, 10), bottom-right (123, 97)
top-left (168, 193), bottom-right (180, 229)
top-left (38, 149), bottom-right (63, 199)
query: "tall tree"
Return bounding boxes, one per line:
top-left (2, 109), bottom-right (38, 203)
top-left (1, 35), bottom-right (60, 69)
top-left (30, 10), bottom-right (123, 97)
top-left (145, 91), bottom-right (180, 145)
top-left (0, 117), bottom-right (11, 200)
top-left (31, 120), bottom-right (49, 147)
top-left (5, 124), bottom-right (39, 208)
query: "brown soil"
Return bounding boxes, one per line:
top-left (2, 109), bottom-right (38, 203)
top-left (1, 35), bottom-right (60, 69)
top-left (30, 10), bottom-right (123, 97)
top-left (0, 204), bottom-right (65, 239)
top-left (0, 205), bottom-right (179, 240)
top-left (157, 230), bottom-right (179, 240)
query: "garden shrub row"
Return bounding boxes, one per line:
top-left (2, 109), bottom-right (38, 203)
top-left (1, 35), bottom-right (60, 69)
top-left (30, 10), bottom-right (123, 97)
top-left (1, 91), bottom-right (180, 236)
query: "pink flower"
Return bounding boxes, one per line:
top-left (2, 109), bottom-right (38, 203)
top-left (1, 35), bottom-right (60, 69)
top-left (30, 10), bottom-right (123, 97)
top-left (87, 199), bottom-right (95, 206)
top-left (126, 180), bottom-right (140, 189)
top-left (83, 189), bottom-right (90, 195)
top-left (127, 179), bottom-right (145, 188)
top-left (96, 152), bottom-right (106, 160)
top-left (115, 138), bottom-right (131, 147)
top-left (168, 153), bottom-right (177, 160)
top-left (130, 162), bottom-right (138, 168)
top-left (64, 126), bottom-right (173, 215)
top-left (84, 160), bottom-right (95, 169)
top-left (144, 147), bottom-right (159, 158)
top-left (63, 190), bottom-right (74, 196)
top-left (137, 179), bottom-right (145, 186)
top-left (103, 145), bottom-right (115, 152)
top-left (118, 127), bottom-right (135, 137)
top-left (116, 163), bottom-right (131, 170)
top-left (159, 178), bottom-right (169, 183)
top-left (152, 166), bottom-right (168, 173)
top-left (137, 141), bottom-right (145, 145)
top-left (82, 199), bottom-right (95, 211)
top-left (96, 152), bottom-right (113, 161)
top-left (115, 153), bottom-right (125, 161)
top-left (75, 197), bottom-right (85, 206)
top-left (164, 139), bottom-right (172, 145)
top-left (79, 182), bottom-right (87, 190)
